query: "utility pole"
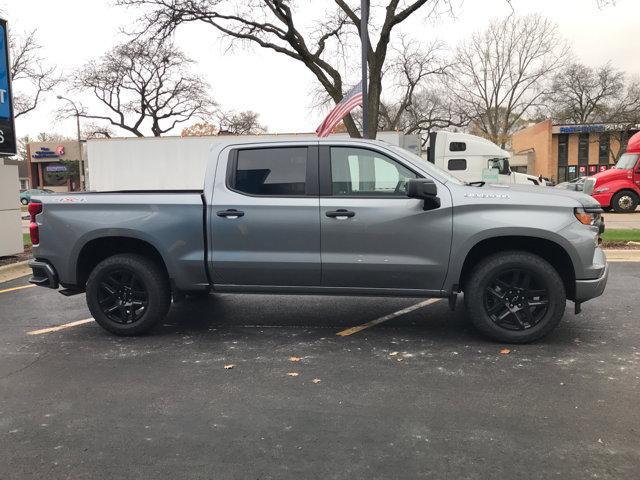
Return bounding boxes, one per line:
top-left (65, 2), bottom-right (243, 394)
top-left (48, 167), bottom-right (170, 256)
top-left (57, 95), bottom-right (85, 190)
top-left (360, 0), bottom-right (369, 139)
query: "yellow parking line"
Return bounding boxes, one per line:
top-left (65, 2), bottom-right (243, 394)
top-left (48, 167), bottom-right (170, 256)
top-left (27, 318), bottom-right (94, 335)
top-left (336, 298), bottom-right (442, 337)
top-left (0, 284), bottom-right (35, 294)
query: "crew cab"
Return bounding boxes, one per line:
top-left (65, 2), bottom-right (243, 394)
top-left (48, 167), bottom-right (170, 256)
top-left (28, 138), bottom-right (608, 343)
top-left (584, 131), bottom-right (640, 213)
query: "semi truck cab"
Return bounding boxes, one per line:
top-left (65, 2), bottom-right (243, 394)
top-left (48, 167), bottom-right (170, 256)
top-left (426, 131), bottom-right (546, 186)
top-left (584, 131), bottom-right (640, 213)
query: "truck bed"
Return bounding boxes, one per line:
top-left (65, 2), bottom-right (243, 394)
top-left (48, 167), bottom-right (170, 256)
top-left (32, 191), bottom-right (209, 291)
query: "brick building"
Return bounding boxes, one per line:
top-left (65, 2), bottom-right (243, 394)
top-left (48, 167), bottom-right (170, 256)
top-left (511, 120), bottom-right (639, 183)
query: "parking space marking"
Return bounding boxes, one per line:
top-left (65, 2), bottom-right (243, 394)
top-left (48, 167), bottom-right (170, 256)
top-left (0, 284), bottom-right (35, 294)
top-left (27, 318), bottom-right (94, 335)
top-left (336, 298), bottom-right (442, 336)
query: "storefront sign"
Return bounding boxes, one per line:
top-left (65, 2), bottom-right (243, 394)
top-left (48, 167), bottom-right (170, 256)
top-left (588, 165), bottom-right (597, 174)
top-left (0, 19), bottom-right (16, 156)
top-left (598, 165), bottom-right (608, 172)
top-left (579, 165), bottom-right (587, 174)
top-left (559, 125), bottom-right (605, 134)
top-left (45, 164), bottom-right (67, 173)
top-left (32, 146), bottom-right (61, 159)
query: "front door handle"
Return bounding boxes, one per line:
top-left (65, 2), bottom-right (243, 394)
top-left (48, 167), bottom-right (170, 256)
top-left (325, 209), bottom-right (355, 219)
top-left (217, 209), bottom-right (245, 219)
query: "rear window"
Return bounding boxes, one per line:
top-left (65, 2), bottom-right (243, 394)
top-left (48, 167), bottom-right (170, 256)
top-left (447, 158), bottom-right (467, 171)
top-left (232, 147), bottom-right (307, 196)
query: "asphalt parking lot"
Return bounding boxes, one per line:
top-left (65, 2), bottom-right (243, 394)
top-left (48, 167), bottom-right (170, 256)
top-left (1, 263), bottom-right (639, 479)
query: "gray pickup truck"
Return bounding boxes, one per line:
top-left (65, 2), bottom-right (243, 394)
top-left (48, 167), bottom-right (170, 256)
top-left (28, 138), bottom-right (608, 343)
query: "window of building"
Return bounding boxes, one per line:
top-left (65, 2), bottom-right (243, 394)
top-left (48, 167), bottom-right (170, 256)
top-left (598, 134), bottom-right (610, 165)
top-left (558, 134), bottom-right (568, 166)
top-left (447, 158), bottom-right (467, 171)
top-left (330, 147), bottom-right (417, 196)
top-left (449, 142), bottom-right (466, 152)
top-left (557, 166), bottom-right (568, 183)
top-left (578, 133), bottom-right (589, 165)
top-left (232, 147), bottom-right (308, 196)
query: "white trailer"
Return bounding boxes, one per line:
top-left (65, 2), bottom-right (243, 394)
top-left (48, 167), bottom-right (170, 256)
top-left (86, 132), bottom-right (422, 192)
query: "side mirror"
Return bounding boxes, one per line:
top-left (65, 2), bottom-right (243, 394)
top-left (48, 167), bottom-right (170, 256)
top-left (407, 178), bottom-right (440, 210)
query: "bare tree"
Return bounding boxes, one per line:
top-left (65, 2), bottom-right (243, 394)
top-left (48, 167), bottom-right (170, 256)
top-left (551, 62), bottom-right (625, 123)
top-left (9, 29), bottom-right (60, 118)
top-left (217, 110), bottom-right (267, 135)
top-left (117, 0), bottom-right (459, 138)
top-left (81, 122), bottom-right (114, 139)
top-left (182, 110), bottom-right (267, 136)
top-left (449, 14), bottom-right (567, 147)
top-left (69, 39), bottom-right (215, 137)
top-left (377, 38), bottom-right (467, 144)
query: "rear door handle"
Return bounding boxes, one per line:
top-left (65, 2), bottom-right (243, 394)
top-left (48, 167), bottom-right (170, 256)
top-left (217, 209), bottom-right (245, 219)
top-left (325, 209), bottom-right (355, 219)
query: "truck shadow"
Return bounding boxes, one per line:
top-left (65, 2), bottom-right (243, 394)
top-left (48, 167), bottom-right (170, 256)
top-left (153, 293), bottom-right (580, 346)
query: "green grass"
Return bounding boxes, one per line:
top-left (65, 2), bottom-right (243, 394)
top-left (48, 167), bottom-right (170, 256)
top-left (23, 233), bottom-right (31, 247)
top-left (602, 229), bottom-right (640, 243)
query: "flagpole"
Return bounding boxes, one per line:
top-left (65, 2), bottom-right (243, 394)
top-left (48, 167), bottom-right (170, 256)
top-left (360, 0), bottom-right (369, 139)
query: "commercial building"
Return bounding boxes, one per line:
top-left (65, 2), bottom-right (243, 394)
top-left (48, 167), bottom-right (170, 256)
top-left (511, 120), bottom-right (640, 183)
top-left (26, 140), bottom-right (84, 192)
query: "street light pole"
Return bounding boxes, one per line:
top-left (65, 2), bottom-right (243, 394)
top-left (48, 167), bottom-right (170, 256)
top-left (360, 0), bottom-right (369, 139)
top-left (57, 95), bottom-right (85, 191)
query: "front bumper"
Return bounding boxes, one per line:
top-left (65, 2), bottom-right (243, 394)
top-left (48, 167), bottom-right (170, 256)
top-left (575, 261), bottom-right (609, 303)
top-left (28, 259), bottom-right (59, 289)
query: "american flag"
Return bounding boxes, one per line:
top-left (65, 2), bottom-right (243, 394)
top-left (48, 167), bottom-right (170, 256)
top-left (315, 81), bottom-right (363, 137)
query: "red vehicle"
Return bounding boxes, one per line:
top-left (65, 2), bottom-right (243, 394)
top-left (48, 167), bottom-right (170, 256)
top-left (584, 131), bottom-right (640, 213)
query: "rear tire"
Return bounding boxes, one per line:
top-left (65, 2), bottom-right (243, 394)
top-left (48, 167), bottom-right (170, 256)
top-left (20, 198), bottom-right (28, 205)
top-left (86, 254), bottom-right (170, 336)
top-left (611, 190), bottom-right (639, 213)
top-left (464, 251), bottom-right (566, 343)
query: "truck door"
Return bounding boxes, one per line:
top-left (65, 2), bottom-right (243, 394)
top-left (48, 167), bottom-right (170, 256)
top-left (319, 145), bottom-right (452, 291)
top-left (209, 145), bottom-right (320, 286)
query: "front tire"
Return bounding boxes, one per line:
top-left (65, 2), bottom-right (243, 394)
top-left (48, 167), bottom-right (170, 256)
top-left (464, 251), bottom-right (566, 343)
top-left (86, 254), bottom-right (171, 336)
top-left (611, 190), bottom-right (639, 213)
top-left (20, 198), bottom-right (28, 205)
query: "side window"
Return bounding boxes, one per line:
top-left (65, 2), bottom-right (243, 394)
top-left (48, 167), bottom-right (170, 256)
top-left (447, 158), bottom-right (467, 171)
top-left (330, 147), bottom-right (417, 197)
top-left (232, 147), bottom-right (307, 196)
top-left (449, 142), bottom-right (466, 152)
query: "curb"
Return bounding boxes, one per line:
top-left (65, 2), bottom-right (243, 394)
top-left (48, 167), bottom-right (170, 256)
top-left (603, 249), bottom-right (640, 262)
top-left (0, 260), bottom-right (29, 272)
top-left (0, 260), bottom-right (31, 284)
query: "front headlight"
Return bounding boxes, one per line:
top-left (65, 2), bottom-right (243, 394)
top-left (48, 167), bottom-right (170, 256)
top-left (574, 207), bottom-right (601, 226)
top-left (594, 187), bottom-right (610, 194)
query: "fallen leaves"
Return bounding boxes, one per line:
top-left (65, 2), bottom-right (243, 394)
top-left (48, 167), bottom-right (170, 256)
top-left (289, 356), bottom-right (301, 362)
top-left (286, 372), bottom-right (299, 377)
top-left (223, 364), bottom-right (235, 370)
top-left (499, 348), bottom-right (511, 355)
top-left (312, 378), bottom-right (321, 384)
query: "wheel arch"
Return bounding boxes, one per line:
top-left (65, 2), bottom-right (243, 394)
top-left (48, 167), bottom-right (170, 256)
top-left (75, 236), bottom-right (170, 290)
top-left (456, 235), bottom-right (576, 301)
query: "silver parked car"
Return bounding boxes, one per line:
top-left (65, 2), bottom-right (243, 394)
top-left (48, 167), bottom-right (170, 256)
top-left (27, 138), bottom-right (608, 343)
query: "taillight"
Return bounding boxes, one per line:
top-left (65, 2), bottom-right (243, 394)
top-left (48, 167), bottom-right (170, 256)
top-left (28, 202), bottom-right (42, 245)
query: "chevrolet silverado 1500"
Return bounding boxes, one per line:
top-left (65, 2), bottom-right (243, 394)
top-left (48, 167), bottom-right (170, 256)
top-left (28, 138), bottom-right (608, 343)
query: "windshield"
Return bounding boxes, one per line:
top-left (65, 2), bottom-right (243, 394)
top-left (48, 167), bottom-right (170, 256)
top-left (615, 153), bottom-right (639, 170)
top-left (387, 145), bottom-right (464, 185)
top-left (487, 157), bottom-right (511, 175)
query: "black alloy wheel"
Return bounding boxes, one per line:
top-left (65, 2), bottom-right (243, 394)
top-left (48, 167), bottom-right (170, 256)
top-left (483, 268), bottom-right (549, 331)
top-left (98, 268), bottom-right (149, 324)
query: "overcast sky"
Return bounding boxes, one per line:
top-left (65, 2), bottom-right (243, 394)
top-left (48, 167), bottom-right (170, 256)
top-left (4, 0), bottom-right (639, 139)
